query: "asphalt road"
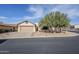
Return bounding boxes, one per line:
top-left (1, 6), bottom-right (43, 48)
top-left (0, 36), bottom-right (79, 54)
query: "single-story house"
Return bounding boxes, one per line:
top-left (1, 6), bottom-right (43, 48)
top-left (17, 21), bottom-right (37, 32)
top-left (0, 23), bottom-right (17, 33)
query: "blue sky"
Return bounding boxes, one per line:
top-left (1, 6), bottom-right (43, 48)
top-left (0, 4), bottom-right (79, 25)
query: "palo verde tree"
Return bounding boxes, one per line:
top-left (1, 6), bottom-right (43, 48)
top-left (39, 11), bottom-right (70, 32)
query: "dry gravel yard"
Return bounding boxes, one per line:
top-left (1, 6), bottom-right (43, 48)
top-left (32, 31), bottom-right (79, 37)
top-left (0, 31), bottom-right (79, 39)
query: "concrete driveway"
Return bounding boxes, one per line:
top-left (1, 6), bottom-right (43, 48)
top-left (0, 32), bottom-right (33, 39)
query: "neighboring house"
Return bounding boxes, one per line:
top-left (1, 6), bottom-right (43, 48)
top-left (74, 25), bottom-right (79, 29)
top-left (7, 24), bottom-right (18, 31)
top-left (0, 23), bottom-right (17, 33)
top-left (17, 21), bottom-right (36, 32)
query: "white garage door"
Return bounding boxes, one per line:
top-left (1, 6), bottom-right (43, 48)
top-left (20, 26), bottom-right (35, 32)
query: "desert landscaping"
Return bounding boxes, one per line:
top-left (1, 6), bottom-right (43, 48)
top-left (0, 31), bottom-right (79, 39)
top-left (0, 4), bottom-right (79, 54)
top-left (0, 11), bottom-right (79, 39)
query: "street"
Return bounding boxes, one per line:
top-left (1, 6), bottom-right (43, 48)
top-left (0, 36), bottom-right (79, 54)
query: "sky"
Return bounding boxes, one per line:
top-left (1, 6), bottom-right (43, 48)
top-left (0, 4), bottom-right (79, 25)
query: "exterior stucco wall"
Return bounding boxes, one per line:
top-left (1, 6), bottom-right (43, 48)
top-left (0, 25), bottom-right (17, 32)
top-left (18, 22), bottom-right (36, 32)
top-left (19, 22), bottom-right (34, 26)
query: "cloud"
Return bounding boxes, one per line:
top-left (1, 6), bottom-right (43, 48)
top-left (4, 4), bottom-right (78, 24)
top-left (23, 5), bottom-right (45, 20)
top-left (0, 16), bottom-right (8, 19)
top-left (50, 4), bottom-right (79, 18)
top-left (23, 4), bottom-right (79, 21)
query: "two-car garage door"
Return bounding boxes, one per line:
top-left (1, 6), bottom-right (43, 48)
top-left (19, 26), bottom-right (35, 32)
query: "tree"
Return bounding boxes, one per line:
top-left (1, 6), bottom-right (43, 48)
top-left (39, 11), bottom-right (70, 32)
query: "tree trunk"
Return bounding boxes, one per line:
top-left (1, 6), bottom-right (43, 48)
top-left (54, 27), bottom-right (57, 33)
top-left (52, 27), bottom-right (55, 33)
top-left (56, 27), bottom-right (62, 33)
top-left (60, 27), bottom-right (62, 32)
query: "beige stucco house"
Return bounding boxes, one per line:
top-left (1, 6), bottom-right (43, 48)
top-left (0, 23), bottom-right (17, 33)
top-left (17, 21), bottom-right (36, 33)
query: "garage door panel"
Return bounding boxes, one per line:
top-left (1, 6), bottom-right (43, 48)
top-left (20, 26), bottom-right (34, 32)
